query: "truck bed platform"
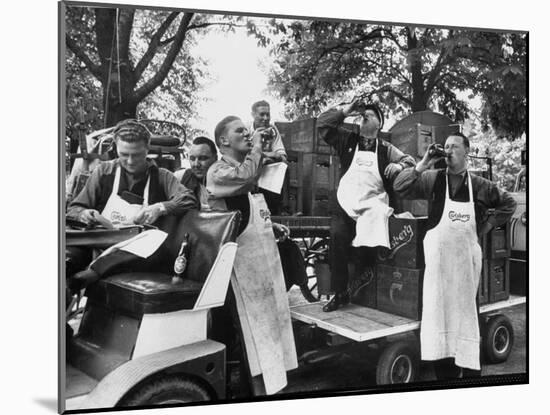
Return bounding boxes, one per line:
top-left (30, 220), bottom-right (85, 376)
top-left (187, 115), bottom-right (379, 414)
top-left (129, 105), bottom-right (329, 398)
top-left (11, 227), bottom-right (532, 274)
top-left (290, 295), bottom-right (526, 342)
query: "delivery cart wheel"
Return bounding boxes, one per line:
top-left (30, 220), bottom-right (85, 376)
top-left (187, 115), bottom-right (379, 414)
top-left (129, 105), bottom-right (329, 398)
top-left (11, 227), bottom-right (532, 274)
top-left (376, 340), bottom-right (419, 385)
top-left (482, 314), bottom-right (514, 364)
top-left (117, 375), bottom-right (211, 407)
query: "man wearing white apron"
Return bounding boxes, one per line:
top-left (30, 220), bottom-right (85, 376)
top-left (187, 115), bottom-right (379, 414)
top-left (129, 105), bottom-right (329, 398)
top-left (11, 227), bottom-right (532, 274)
top-left (206, 115), bottom-right (300, 396)
top-left (394, 133), bottom-right (517, 378)
top-left (66, 119), bottom-right (198, 288)
top-left (317, 100), bottom-right (416, 312)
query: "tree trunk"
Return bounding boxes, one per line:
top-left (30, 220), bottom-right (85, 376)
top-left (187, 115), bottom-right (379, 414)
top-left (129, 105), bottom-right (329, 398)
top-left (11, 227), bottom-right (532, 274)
top-left (407, 28), bottom-right (428, 112)
top-left (104, 95), bottom-right (138, 126)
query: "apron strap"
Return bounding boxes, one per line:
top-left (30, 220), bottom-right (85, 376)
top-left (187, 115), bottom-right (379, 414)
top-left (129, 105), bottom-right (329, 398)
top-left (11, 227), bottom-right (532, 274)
top-left (112, 166), bottom-right (121, 196)
top-left (142, 175), bottom-right (150, 207)
top-left (466, 171), bottom-right (474, 202)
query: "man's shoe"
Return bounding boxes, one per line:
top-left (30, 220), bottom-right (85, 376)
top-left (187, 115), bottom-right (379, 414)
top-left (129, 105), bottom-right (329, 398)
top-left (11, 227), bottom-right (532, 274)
top-left (299, 284), bottom-right (318, 303)
top-left (322, 291), bottom-right (350, 312)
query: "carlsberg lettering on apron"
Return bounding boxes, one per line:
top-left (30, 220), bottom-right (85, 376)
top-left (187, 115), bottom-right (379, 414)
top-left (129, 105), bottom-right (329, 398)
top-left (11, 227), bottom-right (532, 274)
top-left (420, 171), bottom-right (482, 370)
top-left (336, 141), bottom-right (392, 248)
top-left (231, 193), bottom-right (297, 395)
top-left (101, 166), bottom-right (150, 226)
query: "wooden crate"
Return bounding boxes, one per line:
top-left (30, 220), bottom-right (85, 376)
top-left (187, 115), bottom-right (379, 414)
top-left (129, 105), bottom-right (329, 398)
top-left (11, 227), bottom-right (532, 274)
top-left (376, 264), bottom-right (423, 320)
top-left (301, 153), bottom-right (340, 216)
top-left (486, 258), bottom-right (510, 303)
top-left (388, 122), bottom-right (461, 159)
top-left (350, 264), bottom-right (377, 309)
top-left (275, 119), bottom-right (333, 154)
top-left (286, 150), bottom-right (304, 188)
top-left (482, 222), bottom-right (511, 259)
top-left (509, 256), bottom-right (527, 296)
top-left (477, 261), bottom-right (489, 306)
top-left (275, 119), bottom-right (364, 155)
top-left (281, 184), bottom-right (303, 215)
top-left (397, 199), bottom-right (429, 216)
top-left (377, 216), bottom-right (428, 269)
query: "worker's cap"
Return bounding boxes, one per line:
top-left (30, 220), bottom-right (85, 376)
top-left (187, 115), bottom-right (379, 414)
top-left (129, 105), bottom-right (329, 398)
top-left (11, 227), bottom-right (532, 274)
top-left (113, 119), bottom-right (152, 145)
top-left (363, 103), bottom-right (384, 129)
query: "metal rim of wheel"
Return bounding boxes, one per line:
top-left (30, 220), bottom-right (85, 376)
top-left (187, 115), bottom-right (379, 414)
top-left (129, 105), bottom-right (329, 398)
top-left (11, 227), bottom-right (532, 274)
top-left (390, 353), bottom-right (413, 383)
top-left (492, 325), bottom-right (511, 354)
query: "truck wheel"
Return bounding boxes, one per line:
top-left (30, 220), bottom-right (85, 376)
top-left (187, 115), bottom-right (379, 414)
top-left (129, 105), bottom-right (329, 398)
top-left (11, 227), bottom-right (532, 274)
top-left (483, 315), bottom-right (514, 364)
top-left (118, 376), bottom-right (211, 407)
top-left (376, 341), bottom-right (419, 385)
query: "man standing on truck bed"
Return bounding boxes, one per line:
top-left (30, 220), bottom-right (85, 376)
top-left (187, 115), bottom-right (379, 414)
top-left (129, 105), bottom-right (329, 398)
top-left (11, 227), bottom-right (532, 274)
top-left (393, 132), bottom-right (517, 378)
top-left (317, 99), bottom-right (416, 312)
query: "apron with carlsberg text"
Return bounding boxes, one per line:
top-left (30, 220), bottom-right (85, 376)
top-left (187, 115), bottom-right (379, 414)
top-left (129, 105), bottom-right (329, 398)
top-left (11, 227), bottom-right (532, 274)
top-left (420, 171), bottom-right (482, 370)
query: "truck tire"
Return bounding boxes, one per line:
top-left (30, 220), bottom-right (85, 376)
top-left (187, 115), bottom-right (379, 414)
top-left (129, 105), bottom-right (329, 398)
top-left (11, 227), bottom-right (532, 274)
top-left (376, 341), bottom-right (419, 385)
top-left (483, 315), bottom-right (514, 364)
top-left (118, 375), bottom-right (211, 407)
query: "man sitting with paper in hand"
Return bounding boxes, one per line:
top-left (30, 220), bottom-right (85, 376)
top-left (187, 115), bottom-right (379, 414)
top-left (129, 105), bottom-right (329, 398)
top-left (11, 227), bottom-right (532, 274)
top-left (66, 119), bottom-right (198, 290)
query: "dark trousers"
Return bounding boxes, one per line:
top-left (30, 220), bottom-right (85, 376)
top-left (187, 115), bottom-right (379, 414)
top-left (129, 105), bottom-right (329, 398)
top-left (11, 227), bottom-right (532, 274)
top-left (431, 297), bottom-right (482, 380)
top-left (432, 358), bottom-right (482, 380)
top-left (278, 239), bottom-right (308, 290)
top-left (329, 204), bottom-right (378, 293)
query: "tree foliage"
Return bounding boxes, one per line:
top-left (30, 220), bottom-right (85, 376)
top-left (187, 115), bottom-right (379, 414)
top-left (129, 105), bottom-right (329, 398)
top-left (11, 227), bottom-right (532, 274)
top-left (255, 20), bottom-right (526, 138)
top-left (64, 5), bottom-right (246, 141)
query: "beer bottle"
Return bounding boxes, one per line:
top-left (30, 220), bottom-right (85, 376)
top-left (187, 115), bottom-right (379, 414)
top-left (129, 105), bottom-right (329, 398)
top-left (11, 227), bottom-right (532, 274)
top-left (428, 144), bottom-right (448, 158)
top-left (172, 233), bottom-right (190, 284)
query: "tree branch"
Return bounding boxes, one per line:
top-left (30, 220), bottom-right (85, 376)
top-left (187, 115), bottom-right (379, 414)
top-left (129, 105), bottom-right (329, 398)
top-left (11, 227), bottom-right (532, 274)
top-left (66, 35), bottom-right (103, 80)
top-left (134, 12), bottom-right (194, 102)
top-left (134, 12), bottom-right (180, 81)
top-left (365, 85), bottom-right (412, 106)
top-left (187, 21), bottom-right (247, 31)
top-left (424, 47), bottom-right (447, 96)
top-left (383, 28), bottom-right (408, 52)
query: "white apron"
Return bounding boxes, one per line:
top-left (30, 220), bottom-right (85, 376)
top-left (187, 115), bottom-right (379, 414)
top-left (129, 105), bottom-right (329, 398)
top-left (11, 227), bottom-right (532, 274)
top-left (231, 193), bottom-right (298, 395)
top-left (101, 166), bottom-right (150, 227)
top-left (420, 171), bottom-right (483, 370)
top-left (336, 141), bottom-right (392, 248)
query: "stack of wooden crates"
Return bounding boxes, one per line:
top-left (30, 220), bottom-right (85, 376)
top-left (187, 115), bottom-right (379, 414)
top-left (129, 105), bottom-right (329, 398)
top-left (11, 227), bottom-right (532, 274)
top-left (366, 216), bottom-right (512, 320)
top-left (275, 119), bottom-right (341, 216)
top-left (352, 118), bottom-right (512, 318)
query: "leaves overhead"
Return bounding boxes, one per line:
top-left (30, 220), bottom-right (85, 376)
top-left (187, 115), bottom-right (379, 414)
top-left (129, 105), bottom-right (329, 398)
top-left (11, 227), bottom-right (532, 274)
top-left (254, 19), bottom-right (526, 138)
top-left (65, 5), bottom-right (243, 137)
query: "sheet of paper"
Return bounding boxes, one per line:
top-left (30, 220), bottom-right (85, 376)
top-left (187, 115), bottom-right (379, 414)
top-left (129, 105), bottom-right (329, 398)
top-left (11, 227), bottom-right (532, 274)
top-left (258, 162), bottom-right (288, 194)
top-left (94, 229), bottom-right (167, 261)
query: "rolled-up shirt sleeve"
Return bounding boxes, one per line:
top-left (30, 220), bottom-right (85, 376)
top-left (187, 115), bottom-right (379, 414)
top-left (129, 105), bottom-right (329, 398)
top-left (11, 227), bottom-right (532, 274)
top-left (158, 169), bottom-right (198, 216)
top-left (206, 147), bottom-right (263, 198)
